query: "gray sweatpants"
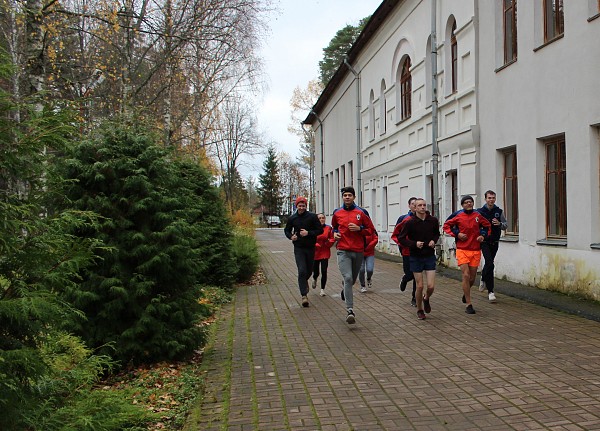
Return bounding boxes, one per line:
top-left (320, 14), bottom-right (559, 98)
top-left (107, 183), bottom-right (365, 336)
top-left (337, 250), bottom-right (363, 309)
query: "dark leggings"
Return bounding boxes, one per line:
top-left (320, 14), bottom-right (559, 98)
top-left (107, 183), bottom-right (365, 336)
top-left (294, 247), bottom-right (315, 296)
top-left (312, 259), bottom-right (329, 289)
top-left (481, 241), bottom-right (499, 293)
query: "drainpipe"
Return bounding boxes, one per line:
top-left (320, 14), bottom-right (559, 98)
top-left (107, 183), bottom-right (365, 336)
top-left (308, 111), bottom-right (325, 212)
top-left (431, 0), bottom-right (440, 219)
top-left (343, 56), bottom-right (362, 204)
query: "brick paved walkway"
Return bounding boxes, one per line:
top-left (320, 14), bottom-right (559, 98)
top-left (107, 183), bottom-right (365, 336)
top-left (186, 229), bottom-right (600, 431)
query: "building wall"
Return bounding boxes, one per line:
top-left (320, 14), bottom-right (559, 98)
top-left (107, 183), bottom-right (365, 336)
top-left (478, 1), bottom-right (600, 298)
top-left (314, 0), bottom-right (479, 255)
top-left (311, 0), bottom-right (600, 300)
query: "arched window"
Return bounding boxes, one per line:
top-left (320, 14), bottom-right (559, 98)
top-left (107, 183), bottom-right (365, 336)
top-left (400, 57), bottom-right (412, 121)
top-left (451, 21), bottom-right (458, 93)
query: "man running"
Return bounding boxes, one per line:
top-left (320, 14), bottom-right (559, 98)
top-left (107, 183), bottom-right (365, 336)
top-left (478, 190), bottom-right (507, 302)
top-left (391, 197), bottom-right (417, 306)
top-left (443, 195), bottom-right (491, 314)
top-left (331, 186), bottom-right (375, 324)
top-left (398, 198), bottom-right (440, 320)
top-left (284, 196), bottom-right (323, 307)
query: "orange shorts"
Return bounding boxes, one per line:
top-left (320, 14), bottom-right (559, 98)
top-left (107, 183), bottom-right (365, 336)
top-left (456, 249), bottom-right (481, 267)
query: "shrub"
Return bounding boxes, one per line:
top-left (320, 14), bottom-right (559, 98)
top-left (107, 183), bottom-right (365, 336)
top-left (231, 231), bottom-right (259, 283)
top-left (53, 121), bottom-right (236, 366)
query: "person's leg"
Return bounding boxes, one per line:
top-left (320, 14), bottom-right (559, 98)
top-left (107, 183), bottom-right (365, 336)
top-left (365, 255), bottom-right (375, 284)
top-left (351, 252), bottom-right (364, 287)
top-left (485, 242), bottom-right (499, 293)
top-left (358, 258), bottom-right (366, 287)
top-left (480, 242), bottom-right (493, 287)
top-left (414, 271), bottom-right (424, 312)
top-left (294, 248), bottom-right (310, 298)
top-left (460, 263), bottom-right (472, 305)
top-left (423, 257), bottom-right (436, 300)
top-left (320, 260), bottom-right (329, 289)
top-left (312, 259), bottom-right (320, 289)
top-left (313, 259), bottom-right (321, 281)
top-left (337, 251), bottom-right (354, 309)
top-left (400, 255), bottom-right (415, 288)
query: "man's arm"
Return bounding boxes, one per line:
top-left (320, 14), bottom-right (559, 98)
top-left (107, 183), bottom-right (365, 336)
top-left (284, 216), bottom-right (294, 239)
top-left (398, 220), bottom-right (416, 249)
top-left (499, 213), bottom-right (508, 231)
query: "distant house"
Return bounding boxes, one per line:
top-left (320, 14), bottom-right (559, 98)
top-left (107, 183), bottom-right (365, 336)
top-left (304, 0), bottom-right (600, 299)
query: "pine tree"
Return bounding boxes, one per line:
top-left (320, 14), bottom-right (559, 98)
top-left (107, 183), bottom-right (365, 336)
top-left (257, 146), bottom-right (283, 217)
top-left (55, 121), bottom-right (235, 365)
top-left (319, 17), bottom-right (370, 85)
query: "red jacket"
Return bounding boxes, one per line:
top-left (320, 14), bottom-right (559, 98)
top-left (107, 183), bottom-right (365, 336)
top-left (314, 224), bottom-right (335, 260)
top-left (443, 210), bottom-right (491, 251)
top-left (331, 204), bottom-right (375, 253)
top-left (391, 213), bottom-right (413, 256)
top-left (363, 230), bottom-right (379, 257)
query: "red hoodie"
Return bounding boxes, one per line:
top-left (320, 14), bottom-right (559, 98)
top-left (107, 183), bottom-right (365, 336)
top-left (391, 214), bottom-right (413, 256)
top-left (443, 210), bottom-right (491, 251)
top-left (363, 230), bottom-right (379, 257)
top-left (331, 204), bottom-right (374, 253)
top-left (314, 224), bottom-right (335, 260)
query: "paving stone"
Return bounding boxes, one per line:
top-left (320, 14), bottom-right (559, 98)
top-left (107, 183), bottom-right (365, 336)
top-left (185, 229), bottom-right (600, 430)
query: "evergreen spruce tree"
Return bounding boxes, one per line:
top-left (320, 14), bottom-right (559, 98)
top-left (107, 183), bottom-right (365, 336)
top-left (257, 146), bottom-right (283, 217)
top-left (0, 55), bottom-right (148, 429)
top-left (56, 122), bottom-right (235, 365)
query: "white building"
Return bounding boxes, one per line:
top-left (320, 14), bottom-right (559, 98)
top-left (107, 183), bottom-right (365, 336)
top-left (304, 0), bottom-right (600, 299)
top-left (477, 1), bottom-right (600, 298)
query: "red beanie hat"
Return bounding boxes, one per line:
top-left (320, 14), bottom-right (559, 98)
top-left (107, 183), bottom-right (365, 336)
top-left (295, 196), bottom-right (307, 206)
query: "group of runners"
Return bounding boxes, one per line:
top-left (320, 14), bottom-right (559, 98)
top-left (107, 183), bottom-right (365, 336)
top-left (284, 187), bottom-right (506, 324)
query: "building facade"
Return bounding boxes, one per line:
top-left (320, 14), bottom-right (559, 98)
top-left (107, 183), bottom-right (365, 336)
top-left (305, 0), bottom-right (600, 299)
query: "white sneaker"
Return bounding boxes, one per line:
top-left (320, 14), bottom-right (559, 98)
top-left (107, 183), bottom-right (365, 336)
top-left (479, 280), bottom-right (486, 292)
top-left (311, 278), bottom-right (317, 289)
top-left (367, 280), bottom-right (372, 289)
top-left (488, 292), bottom-right (496, 302)
top-left (320, 288), bottom-right (326, 297)
top-left (360, 286), bottom-right (368, 293)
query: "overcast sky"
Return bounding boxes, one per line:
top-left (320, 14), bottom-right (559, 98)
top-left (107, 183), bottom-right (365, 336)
top-left (243, 0), bottom-right (382, 178)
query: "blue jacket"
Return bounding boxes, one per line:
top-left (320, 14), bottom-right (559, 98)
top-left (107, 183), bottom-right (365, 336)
top-left (478, 204), bottom-right (507, 242)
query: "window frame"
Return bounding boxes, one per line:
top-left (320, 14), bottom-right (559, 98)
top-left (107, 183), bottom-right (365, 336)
top-left (503, 0), bottom-right (518, 64)
top-left (450, 21), bottom-right (458, 94)
top-left (545, 136), bottom-right (567, 238)
top-left (503, 148), bottom-right (519, 235)
top-left (400, 57), bottom-right (412, 121)
top-left (544, 0), bottom-right (564, 43)
top-left (450, 171), bottom-right (458, 214)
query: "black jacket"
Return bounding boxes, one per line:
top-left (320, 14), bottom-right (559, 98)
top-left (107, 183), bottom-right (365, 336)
top-left (398, 213), bottom-right (440, 258)
top-left (284, 210), bottom-right (323, 248)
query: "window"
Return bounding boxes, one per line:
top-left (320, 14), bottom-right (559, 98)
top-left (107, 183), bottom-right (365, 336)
top-left (400, 57), bottom-right (412, 120)
top-left (380, 80), bottom-right (387, 135)
top-left (382, 186), bottom-right (388, 231)
top-left (503, 149), bottom-right (519, 234)
top-left (426, 175), bottom-right (434, 216)
top-left (545, 136), bottom-right (566, 237)
top-left (348, 161), bottom-right (353, 186)
top-left (503, 0), bottom-right (518, 63)
top-left (369, 90), bottom-right (375, 141)
top-left (451, 21), bottom-right (458, 93)
top-left (544, 0), bottom-right (564, 42)
top-left (450, 171), bottom-right (458, 213)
